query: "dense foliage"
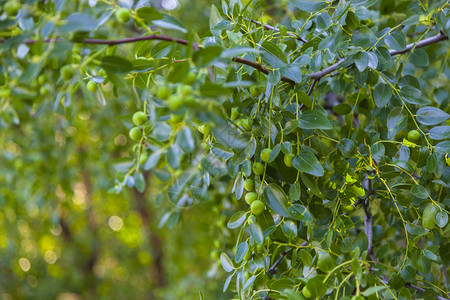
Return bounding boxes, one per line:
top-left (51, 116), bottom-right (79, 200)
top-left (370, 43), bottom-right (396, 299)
top-left (0, 0), bottom-right (449, 299)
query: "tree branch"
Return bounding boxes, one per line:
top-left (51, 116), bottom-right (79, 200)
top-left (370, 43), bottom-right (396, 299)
top-left (268, 241), bottom-right (307, 274)
top-left (244, 18), bottom-right (307, 43)
top-left (309, 32), bottom-right (448, 80)
top-left (3, 31), bottom-right (446, 85)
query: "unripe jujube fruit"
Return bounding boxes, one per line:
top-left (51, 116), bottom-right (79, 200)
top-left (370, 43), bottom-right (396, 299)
top-left (132, 111), bottom-right (147, 126)
top-left (261, 148), bottom-right (272, 163)
top-left (243, 179), bottom-right (255, 192)
top-left (245, 192), bottom-right (257, 205)
top-left (60, 65), bottom-right (74, 80)
top-left (284, 154), bottom-right (294, 167)
top-left (251, 200), bottom-right (265, 215)
top-left (129, 127), bottom-right (143, 141)
top-left (252, 162), bottom-right (264, 175)
top-left (115, 8), bottom-right (131, 23)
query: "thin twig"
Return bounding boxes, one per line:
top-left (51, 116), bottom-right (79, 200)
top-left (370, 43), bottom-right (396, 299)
top-left (244, 18), bottom-right (307, 43)
top-left (232, 57), bottom-right (296, 84)
top-left (268, 241), bottom-right (307, 274)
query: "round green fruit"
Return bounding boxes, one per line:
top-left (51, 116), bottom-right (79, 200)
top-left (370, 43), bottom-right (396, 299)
top-left (115, 8), bottom-right (131, 23)
top-left (245, 192), bottom-right (258, 205)
top-left (261, 148), bottom-right (272, 163)
top-left (167, 95), bottom-right (183, 110)
top-left (317, 250), bottom-right (336, 273)
top-left (169, 114), bottom-right (184, 124)
top-left (342, 205), bottom-right (355, 213)
top-left (87, 80), bottom-right (97, 93)
top-left (251, 200), bottom-right (265, 215)
top-left (4, 0), bottom-right (20, 15)
top-left (241, 118), bottom-right (253, 131)
top-left (302, 286), bottom-right (312, 298)
top-left (244, 250), bottom-right (253, 261)
top-left (60, 65), bottom-right (74, 80)
top-left (252, 162), bottom-right (264, 176)
top-left (139, 153), bottom-right (148, 165)
top-left (132, 111), bottom-right (147, 126)
top-left (423, 205), bottom-right (438, 229)
top-left (157, 86), bottom-right (171, 100)
top-left (183, 72), bottom-right (196, 85)
top-left (284, 154), bottom-right (294, 167)
top-left (129, 127), bottom-right (143, 141)
top-left (407, 129), bottom-right (421, 143)
top-left (230, 107), bottom-right (239, 120)
top-left (198, 124), bottom-right (210, 136)
top-left (243, 179), bottom-right (255, 192)
top-left (177, 85), bottom-right (192, 97)
top-left (98, 68), bottom-right (107, 78)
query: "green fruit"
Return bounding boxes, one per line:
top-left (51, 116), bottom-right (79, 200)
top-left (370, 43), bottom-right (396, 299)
top-left (317, 250), bottom-right (336, 273)
top-left (38, 75), bottom-right (47, 85)
top-left (261, 148), bottom-right (272, 163)
top-left (243, 179), bottom-right (255, 192)
top-left (251, 200), bottom-right (265, 215)
top-left (129, 127), bottom-right (143, 141)
top-left (4, 0), bottom-right (20, 15)
top-left (423, 205), bottom-right (438, 229)
top-left (284, 154), bottom-right (294, 167)
top-left (302, 286), bottom-right (312, 298)
top-left (99, 68), bottom-right (107, 77)
top-left (230, 107), bottom-right (239, 120)
top-left (177, 85), bottom-right (192, 97)
top-left (342, 205), bottom-right (355, 213)
top-left (198, 124), bottom-right (210, 136)
top-left (115, 8), bottom-right (131, 23)
top-left (245, 192), bottom-right (258, 205)
top-left (169, 114), bottom-right (184, 124)
top-left (60, 65), bottom-right (74, 80)
top-left (157, 86), bottom-right (171, 100)
top-left (87, 80), bottom-right (97, 93)
top-left (39, 86), bottom-right (48, 96)
top-left (244, 250), bottom-right (253, 261)
top-left (407, 129), bottom-right (421, 143)
top-left (167, 95), bottom-right (183, 110)
top-left (241, 118), bottom-right (253, 131)
top-left (184, 72), bottom-right (196, 85)
top-left (132, 111), bottom-right (147, 126)
top-left (253, 162), bottom-right (264, 175)
top-left (139, 153), bottom-right (148, 165)
top-left (250, 86), bottom-right (259, 97)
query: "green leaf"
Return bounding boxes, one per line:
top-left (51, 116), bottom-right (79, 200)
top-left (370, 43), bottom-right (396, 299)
top-left (176, 127), bottom-right (195, 153)
top-left (289, 182), bottom-right (301, 201)
top-left (300, 249), bottom-right (313, 267)
top-left (401, 266), bottom-right (415, 282)
top-left (235, 242), bottom-right (248, 263)
top-left (268, 144), bottom-right (281, 163)
top-left (435, 211), bottom-right (448, 228)
top-left (361, 286), bottom-right (388, 296)
top-left (223, 274), bottom-right (233, 292)
top-left (371, 143), bottom-right (385, 163)
top-left (306, 276), bottom-right (327, 298)
top-left (375, 243), bottom-right (390, 259)
top-left (292, 150), bottom-right (324, 177)
top-left (289, 0), bottom-right (327, 12)
top-left (209, 4), bottom-right (223, 36)
top-left (355, 52), bottom-right (369, 72)
top-left (263, 183), bottom-right (291, 217)
top-left (193, 45), bottom-right (223, 67)
top-left (387, 107), bottom-right (407, 139)
top-left (333, 103), bottom-right (352, 115)
top-left (373, 83), bottom-right (392, 107)
top-left (410, 185), bottom-right (429, 199)
top-left (297, 90), bottom-right (312, 108)
top-left (153, 15), bottom-right (187, 33)
top-left (261, 41), bottom-right (287, 68)
top-left (351, 27), bottom-right (377, 48)
top-left (384, 31), bottom-right (406, 52)
top-left (136, 7), bottom-right (163, 20)
top-left (339, 138), bottom-right (357, 158)
top-left (242, 275), bottom-right (257, 291)
top-left (101, 56), bottom-right (133, 73)
top-left (248, 222), bottom-right (264, 245)
top-left (435, 141), bottom-right (450, 153)
top-left (410, 48), bottom-right (429, 67)
top-left (289, 204), bottom-right (314, 222)
top-left (227, 211), bottom-right (247, 229)
top-left (60, 13), bottom-right (98, 33)
top-left (429, 126), bottom-right (450, 140)
top-left (399, 86), bottom-right (430, 106)
top-left (416, 107), bottom-right (449, 125)
top-left (220, 252), bottom-right (234, 272)
top-left (298, 110), bottom-right (332, 130)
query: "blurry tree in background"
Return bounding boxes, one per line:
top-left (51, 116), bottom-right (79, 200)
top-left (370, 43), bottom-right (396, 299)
top-left (0, 0), bottom-right (449, 300)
